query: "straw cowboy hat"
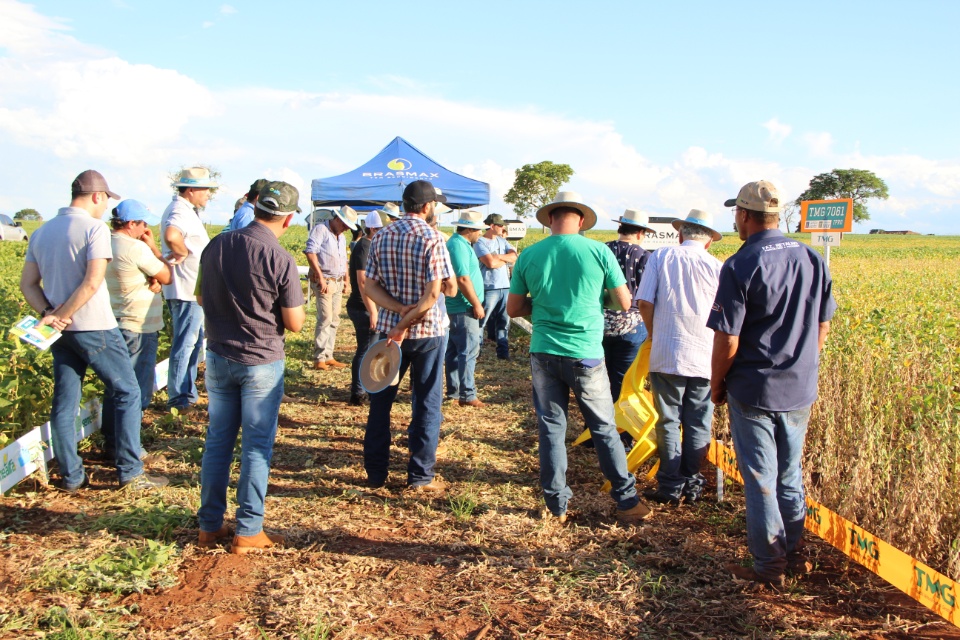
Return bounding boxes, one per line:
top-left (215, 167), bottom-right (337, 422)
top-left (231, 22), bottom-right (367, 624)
top-left (615, 209), bottom-right (654, 233)
top-left (378, 202), bottom-right (401, 219)
top-left (172, 167), bottom-right (218, 189)
top-left (452, 210), bottom-right (487, 230)
top-left (333, 205), bottom-right (359, 231)
top-left (535, 191), bottom-right (598, 231)
top-left (671, 209), bottom-right (723, 242)
top-left (360, 340), bottom-right (402, 394)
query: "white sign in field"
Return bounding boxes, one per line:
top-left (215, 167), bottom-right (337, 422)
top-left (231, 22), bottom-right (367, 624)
top-left (811, 232), bottom-right (842, 247)
top-left (640, 217), bottom-right (681, 250)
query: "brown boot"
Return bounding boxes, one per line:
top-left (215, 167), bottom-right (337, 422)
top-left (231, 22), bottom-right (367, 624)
top-left (314, 361), bottom-right (330, 370)
top-left (198, 525), bottom-right (233, 549)
top-left (616, 501), bottom-right (653, 525)
top-left (325, 359), bottom-right (348, 369)
top-left (230, 531), bottom-right (285, 555)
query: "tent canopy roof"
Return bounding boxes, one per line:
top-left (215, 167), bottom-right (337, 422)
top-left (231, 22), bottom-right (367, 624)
top-left (311, 137), bottom-right (489, 210)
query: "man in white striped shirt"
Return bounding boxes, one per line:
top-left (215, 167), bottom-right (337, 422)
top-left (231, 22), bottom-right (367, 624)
top-left (635, 209), bottom-right (723, 506)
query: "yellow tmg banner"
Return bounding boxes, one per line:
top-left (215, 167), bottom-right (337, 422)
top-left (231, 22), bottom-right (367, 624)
top-left (709, 440), bottom-right (959, 628)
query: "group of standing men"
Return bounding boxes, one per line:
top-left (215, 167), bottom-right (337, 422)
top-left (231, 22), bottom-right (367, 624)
top-left (21, 169), bottom-right (834, 578)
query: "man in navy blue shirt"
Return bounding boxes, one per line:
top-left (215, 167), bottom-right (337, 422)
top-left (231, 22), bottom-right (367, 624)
top-left (707, 180), bottom-right (836, 585)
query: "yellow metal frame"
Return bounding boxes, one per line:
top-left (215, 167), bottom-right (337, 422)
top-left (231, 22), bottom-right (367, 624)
top-left (573, 339), bottom-right (660, 491)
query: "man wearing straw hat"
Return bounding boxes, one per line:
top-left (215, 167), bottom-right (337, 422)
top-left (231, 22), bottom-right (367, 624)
top-left (474, 213), bottom-right (517, 361)
top-left (602, 209), bottom-right (654, 415)
top-left (346, 210), bottom-right (387, 406)
top-left (708, 180), bottom-right (835, 584)
top-left (304, 205), bottom-right (359, 370)
top-left (196, 180), bottom-right (305, 553)
top-left (507, 191), bottom-right (651, 525)
top-left (444, 210), bottom-right (487, 408)
top-left (636, 209), bottom-right (722, 507)
top-left (362, 180), bottom-right (455, 492)
top-left (162, 166), bottom-right (217, 413)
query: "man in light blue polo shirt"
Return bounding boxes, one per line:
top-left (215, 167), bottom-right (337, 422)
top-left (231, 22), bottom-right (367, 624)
top-left (474, 214), bottom-right (517, 360)
top-left (444, 210), bottom-right (487, 407)
top-left (20, 170), bottom-right (167, 492)
top-left (708, 180), bottom-right (836, 585)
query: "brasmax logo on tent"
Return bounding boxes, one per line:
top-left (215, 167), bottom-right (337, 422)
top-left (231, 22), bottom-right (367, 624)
top-left (362, 157), bottom-right (440, 180)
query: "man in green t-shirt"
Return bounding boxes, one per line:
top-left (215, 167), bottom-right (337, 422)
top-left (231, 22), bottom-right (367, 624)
top-left (444, 210), bottom-right (487, 407)
top-left (508, 191), bottom-right (652, 525)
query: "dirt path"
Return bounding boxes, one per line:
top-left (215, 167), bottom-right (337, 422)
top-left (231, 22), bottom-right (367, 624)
top-left (1, 325), bottom-right (958, 639)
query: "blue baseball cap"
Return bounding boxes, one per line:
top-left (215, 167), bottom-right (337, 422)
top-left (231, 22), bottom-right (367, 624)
top-left (113, 200), bottom-right (159, 225)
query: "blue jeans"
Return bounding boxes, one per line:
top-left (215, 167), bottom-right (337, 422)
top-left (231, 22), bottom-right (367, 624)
top-left (727, 393), bottom-right (811, 579)
top-left (602, 325), bottom-right (647, 403)
top-left (480, 287), bottom-right (510, 358)
top-left (364, 335), bottom-right (444, 487)
top-left (529, 352), bottom-right (640, 516)
top-left (166, 299), bottom-right (204, 409)
top-left (347, 305), bottom-right (376, 398)
top-left (444, 312), bottom-right (482, 402)
top-left (198, 351), bottom-right (285, 537)
top-left (648, 372), bottom-right (713, 499)
top-left (102, 329), bottom-right (159, 456)
top-left (50, 330), bottom-right (144, 487)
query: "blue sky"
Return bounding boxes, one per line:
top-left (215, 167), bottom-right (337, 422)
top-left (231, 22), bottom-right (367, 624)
top-left (1, 0), bottom-right (958, 233)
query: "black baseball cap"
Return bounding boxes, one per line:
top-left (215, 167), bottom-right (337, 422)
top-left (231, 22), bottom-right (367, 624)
top-left (403, 180), bottom-right (447, 206)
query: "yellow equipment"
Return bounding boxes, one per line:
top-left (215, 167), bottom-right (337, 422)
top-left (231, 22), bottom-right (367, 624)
top-left (572, 339), bottom-right (660, 491)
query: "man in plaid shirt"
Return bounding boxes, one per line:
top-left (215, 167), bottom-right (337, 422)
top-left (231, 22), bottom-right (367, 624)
top-left (363, 180), bottom-right (456, 492)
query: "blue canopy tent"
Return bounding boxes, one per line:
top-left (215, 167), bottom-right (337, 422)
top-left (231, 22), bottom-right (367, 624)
top-left (311, 137), bottom-right (490, 211)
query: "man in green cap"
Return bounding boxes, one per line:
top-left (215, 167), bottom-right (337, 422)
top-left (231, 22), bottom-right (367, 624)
top-left (197, 180), bottom-right (306, 554)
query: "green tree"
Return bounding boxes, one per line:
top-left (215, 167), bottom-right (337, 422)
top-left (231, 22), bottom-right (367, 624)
top-left (13, 208), bottom-right (42, 221)
top-left (795, 168), bottom-right (889, 224)
top-left (504, 161), bottom-right (574, 218)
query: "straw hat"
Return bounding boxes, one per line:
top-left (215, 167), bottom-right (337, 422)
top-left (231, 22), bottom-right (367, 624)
top-left (360, 340), bottom-right (402, 394)
top-left (615, 208), bottom-right (654, 233)
top-left (172, 167), bottom-right (218, 189)
top-left (333, 205), bottom-right (359, 231)
top-left (671, 209), bottom-right (722, 242)
top-left (452, 210), bottom-right (487, 230)
top-left (535, 191), bottom-right (598, 231)
top-left (378, 202), bottom-right (401, 219)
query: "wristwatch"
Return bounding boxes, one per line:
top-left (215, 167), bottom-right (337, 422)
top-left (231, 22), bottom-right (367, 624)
top-left (41, 306), bottom-right (55, 317)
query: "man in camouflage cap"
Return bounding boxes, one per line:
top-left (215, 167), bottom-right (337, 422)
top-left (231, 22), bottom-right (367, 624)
top-left (197, 181), bottom-right (306, 554)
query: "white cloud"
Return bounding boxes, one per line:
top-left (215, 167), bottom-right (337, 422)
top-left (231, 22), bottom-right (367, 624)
top-left (220, 4), bottom-right (237, 15)
top-left (763, 117), bottom-right (792, 145)
top-left (1, 0), bottom-right (959, 234)
top-left (803, 131), bottom-right (834, 157)
top-left (202, 21), bottom-right (214, 29)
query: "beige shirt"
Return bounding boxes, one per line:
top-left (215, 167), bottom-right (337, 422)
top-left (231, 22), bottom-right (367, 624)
top-left (106, 233), bottom-right (165, 333)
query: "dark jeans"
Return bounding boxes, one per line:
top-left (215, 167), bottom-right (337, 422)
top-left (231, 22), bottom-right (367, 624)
top-left (347, 305), bottom-right (376, 398)
top-left (480, 287), bottom-right (510, 358)
top-left (364, 335), bottom-right (444, 487)
top-left (50, 329), bottom-right (144, 487)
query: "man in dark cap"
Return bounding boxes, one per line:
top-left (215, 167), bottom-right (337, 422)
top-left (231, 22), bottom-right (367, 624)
top-left (362, 180), bottom-right (456, 493)
top-left (20, 170), bottom-right (168, 492)
top-left (197, 181), bottom-right (306, 553)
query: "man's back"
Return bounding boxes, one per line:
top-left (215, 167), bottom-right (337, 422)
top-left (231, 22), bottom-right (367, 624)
top-left (26, 209), bottom-right (115, 331)
top-left (709, 229), bottom-right (835, 411)
top-left (639, 242), bottom-right (721, 378)
top-left (511, 234), bottom-right (624, 359)
top-left (366, 216), bottom-right (449, 339)
top-left (200, 223), bottom-right (303, 364)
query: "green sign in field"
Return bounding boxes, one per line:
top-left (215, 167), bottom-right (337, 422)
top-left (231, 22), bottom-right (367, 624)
top-left (801, 198), bottom-right (853, 233)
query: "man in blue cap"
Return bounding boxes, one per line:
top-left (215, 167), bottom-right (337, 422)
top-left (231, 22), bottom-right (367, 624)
top-left (105, 200), bottom-right (171, 413)
top-left (709, 180), bottom-right (836, 584)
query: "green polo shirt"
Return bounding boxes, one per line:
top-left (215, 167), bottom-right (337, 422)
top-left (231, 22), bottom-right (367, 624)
top-left (445, 233), bottom-right (485, 315)
top-left (510, 234), bottom-right (625, 359)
